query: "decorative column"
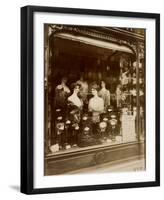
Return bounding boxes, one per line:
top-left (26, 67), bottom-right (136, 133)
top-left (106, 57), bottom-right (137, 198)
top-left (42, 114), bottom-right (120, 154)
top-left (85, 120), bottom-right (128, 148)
top-left (44, 24), bottom-right (53, 154)
top-left (136, 42), bottom-right (141, 142)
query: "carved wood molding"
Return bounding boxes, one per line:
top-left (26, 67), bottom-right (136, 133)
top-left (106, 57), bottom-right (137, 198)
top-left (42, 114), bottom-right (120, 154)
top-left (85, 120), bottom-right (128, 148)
top-left (48, 25), bottom-right (145, 56)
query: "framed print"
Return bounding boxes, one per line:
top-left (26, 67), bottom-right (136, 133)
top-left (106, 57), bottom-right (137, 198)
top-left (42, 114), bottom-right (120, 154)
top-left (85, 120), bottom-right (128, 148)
top-left (21, 5), bottom-right (160, 194)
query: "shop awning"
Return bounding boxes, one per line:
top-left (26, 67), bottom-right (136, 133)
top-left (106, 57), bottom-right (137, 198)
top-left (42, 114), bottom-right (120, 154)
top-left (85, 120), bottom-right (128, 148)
top-left (55, 33), bottom-right (134, 54)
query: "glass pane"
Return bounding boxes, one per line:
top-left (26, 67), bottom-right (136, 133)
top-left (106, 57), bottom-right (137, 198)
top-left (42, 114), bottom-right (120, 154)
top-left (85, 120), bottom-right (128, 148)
top-left (44, 24), bottom-right (145, 174)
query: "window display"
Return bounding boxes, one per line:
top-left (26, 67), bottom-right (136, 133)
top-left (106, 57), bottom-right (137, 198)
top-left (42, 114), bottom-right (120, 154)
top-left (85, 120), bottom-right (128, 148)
top-left (43, 24), bottom-right (146, 177)
top-left (44, 24), bottom-right (145, 155)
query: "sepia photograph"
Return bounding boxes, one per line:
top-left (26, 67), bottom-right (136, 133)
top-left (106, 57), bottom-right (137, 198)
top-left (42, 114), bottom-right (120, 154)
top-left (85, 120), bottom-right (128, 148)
top-left (44, 24), bottom-right (146, 175)
top-left (21, 6), bottom-right (160, 194)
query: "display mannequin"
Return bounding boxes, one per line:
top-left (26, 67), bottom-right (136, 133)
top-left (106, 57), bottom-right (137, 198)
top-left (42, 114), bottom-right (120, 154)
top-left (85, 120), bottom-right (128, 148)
top-left (88, 84), bottom-right (104, 123)
top-left (99, 80), bottom-right (110, 110)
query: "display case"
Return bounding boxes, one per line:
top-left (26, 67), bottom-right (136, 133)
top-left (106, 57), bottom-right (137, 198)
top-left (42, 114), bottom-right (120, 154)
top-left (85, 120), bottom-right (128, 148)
top-left (44, 24), bottom-right (145, 175)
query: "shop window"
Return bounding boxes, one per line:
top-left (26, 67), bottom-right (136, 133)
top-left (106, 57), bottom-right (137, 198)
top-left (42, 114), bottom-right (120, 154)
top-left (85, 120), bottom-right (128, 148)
top-left (44, 25), bottom-right (145, 155)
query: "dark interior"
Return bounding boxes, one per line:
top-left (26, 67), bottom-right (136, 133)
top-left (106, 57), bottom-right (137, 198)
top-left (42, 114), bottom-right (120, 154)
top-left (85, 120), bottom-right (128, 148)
top-left (49, 37), bottom-right (132, 93)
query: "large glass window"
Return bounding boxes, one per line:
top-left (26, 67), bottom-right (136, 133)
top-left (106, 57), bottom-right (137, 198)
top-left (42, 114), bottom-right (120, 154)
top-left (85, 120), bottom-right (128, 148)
top-left (44, 24), bottom-right (145, 156)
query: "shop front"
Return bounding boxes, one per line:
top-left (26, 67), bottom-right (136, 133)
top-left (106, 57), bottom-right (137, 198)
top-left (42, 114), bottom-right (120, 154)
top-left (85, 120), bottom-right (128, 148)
top-left (44, 25), bottom-right (145, 175)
